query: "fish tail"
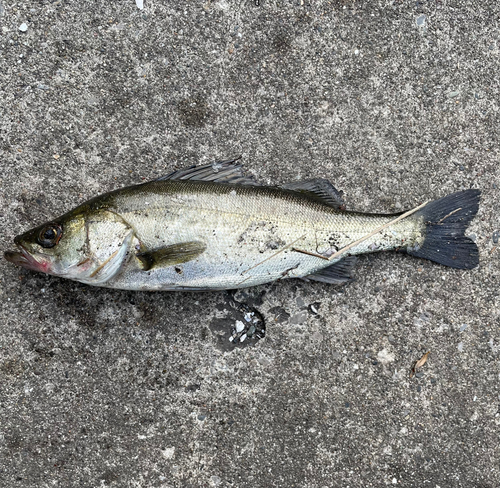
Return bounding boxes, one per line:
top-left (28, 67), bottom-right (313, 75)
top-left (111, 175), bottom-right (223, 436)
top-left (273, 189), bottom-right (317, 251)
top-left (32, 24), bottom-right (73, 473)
top-left (406, 189), bottom-right (481, 269)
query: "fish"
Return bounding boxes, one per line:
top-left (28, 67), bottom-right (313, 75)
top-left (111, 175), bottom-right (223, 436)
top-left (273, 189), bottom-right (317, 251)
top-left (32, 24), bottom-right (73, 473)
top-left (4, 159), bottom-right (481, 291)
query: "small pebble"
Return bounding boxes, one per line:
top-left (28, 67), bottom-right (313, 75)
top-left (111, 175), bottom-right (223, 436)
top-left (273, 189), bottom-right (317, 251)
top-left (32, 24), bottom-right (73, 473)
top-left (388, 335), bottom-right (396, 344)
top-left (235, 321), bottom-right (244, 333)
top-left (136, 0), bottom-right (144, 9)
top-left (460, 324), bottom-right (468, 332)
top-left (492, 231), bottom-right (499, 244)
top-left (239, 333), bottom-right (247, 342)
top-left (416, 14), bottom-right (426, 26)
top-left (457, 342), bottom-right (463, 352)
top-left (197, 414), bottom-right (206, 421)
top-left (19, 23), bottom-right (28, 32)
top-left (289, 311), bottom-right (308, 325)
top-left (447, 91), bottom-right (460, 98)
top-left (415, 372), bottom-right (424, 378)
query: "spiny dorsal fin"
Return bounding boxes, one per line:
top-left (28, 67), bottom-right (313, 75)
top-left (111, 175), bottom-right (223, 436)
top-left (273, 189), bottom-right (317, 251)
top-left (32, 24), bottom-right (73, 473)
top-left (281, 178), bottom-right (345, 209)
top-left (157, 157), bottom-right (259, 186)
top-left (137, 241), bottom-right (206, 271)
top-left (304, 256), bottom-right (357, 284)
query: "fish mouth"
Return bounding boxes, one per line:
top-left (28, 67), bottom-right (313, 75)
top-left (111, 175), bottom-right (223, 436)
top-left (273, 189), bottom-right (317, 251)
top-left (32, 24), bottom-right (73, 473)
top-left (4, 245), bottom-right (51, 273)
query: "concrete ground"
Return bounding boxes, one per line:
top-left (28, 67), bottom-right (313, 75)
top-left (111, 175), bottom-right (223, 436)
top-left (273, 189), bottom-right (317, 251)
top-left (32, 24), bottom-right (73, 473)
top-left (1, 1), bottom-right (499, 487)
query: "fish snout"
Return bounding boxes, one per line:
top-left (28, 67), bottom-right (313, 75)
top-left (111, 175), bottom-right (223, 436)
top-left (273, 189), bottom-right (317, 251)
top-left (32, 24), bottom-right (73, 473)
top-left (4, 245), bottom-right (51, 273)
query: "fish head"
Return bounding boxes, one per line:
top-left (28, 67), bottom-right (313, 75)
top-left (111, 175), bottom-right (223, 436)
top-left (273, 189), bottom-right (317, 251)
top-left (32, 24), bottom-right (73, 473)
top-left (5, 209), bottom-right (135, 285)
top-left (5, 215), bottom-right (85, 277)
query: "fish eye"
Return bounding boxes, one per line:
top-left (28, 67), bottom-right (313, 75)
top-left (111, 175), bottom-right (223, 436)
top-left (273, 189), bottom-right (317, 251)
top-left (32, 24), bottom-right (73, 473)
top-left (37, 223), bottom-right (63, 248)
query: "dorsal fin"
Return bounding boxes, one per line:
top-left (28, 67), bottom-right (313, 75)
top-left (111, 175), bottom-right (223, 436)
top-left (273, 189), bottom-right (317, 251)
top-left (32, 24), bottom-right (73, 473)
top-left (281, 178), bottom-right (345, 209)
top-left (156, 157), bottom-right (259, 186)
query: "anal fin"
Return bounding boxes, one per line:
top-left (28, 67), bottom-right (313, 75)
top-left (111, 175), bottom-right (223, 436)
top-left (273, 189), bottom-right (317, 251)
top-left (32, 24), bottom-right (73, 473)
top-left (137, 241), bottom-right (206, 271)
top-left (304, 256), bottom-right (357, 284)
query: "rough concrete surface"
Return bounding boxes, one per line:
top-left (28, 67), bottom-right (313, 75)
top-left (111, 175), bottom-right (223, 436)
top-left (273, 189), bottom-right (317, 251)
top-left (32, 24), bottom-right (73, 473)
top-left (0, 1), bottom-right (499, 487)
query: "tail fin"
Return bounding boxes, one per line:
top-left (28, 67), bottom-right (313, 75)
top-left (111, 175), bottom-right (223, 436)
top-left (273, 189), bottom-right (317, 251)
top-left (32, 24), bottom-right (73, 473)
top-left (407, 190), bottom-right (481, 269)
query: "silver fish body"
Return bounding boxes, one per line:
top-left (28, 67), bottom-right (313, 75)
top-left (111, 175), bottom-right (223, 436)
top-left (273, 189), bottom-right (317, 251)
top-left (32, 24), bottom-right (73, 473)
top-left (101, 181), bottom-right (420, 290)
top-left (4, 161), bottom-right (481, 290)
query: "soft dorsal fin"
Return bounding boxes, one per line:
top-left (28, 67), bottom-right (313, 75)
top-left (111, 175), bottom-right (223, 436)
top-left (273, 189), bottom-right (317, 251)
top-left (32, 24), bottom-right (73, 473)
top-left (281, 178), bottom-right (345, 209)
top-left (156, 157), bottom-right (259, 186)
top-left (136, 241), bottom-right (206, 271)
top-left (304, 256), bottom-right (357, 284)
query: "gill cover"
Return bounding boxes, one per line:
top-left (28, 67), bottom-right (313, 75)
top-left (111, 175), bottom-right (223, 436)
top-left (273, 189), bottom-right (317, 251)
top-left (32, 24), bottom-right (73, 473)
top-left (71, 210), bottom-right (134, 285)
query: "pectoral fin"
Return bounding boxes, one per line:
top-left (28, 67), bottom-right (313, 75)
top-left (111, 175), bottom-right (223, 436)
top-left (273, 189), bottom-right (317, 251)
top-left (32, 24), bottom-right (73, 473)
top-left (137, 241), bottom-right (206, 271)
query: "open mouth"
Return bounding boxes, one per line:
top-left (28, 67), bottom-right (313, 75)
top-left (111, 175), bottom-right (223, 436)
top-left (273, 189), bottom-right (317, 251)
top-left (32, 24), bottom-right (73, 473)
top-left (4, 245), bottom-right (49, 273)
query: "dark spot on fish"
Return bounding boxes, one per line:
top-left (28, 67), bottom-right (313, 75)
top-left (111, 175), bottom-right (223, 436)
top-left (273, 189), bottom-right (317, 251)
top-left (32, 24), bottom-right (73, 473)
top-left (265, 238), bottom-right (286, 250)
top-left (174, 266), bottom-right (182, 274)
top-left (280, 263), bottom-right (300, 279)
top-left (328, 234), bottom-right (341, 249)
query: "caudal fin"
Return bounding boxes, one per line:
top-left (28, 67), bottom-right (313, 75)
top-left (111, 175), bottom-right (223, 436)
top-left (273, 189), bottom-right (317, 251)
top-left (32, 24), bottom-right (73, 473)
top-left (407, 189), bottom-right (481, 269)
